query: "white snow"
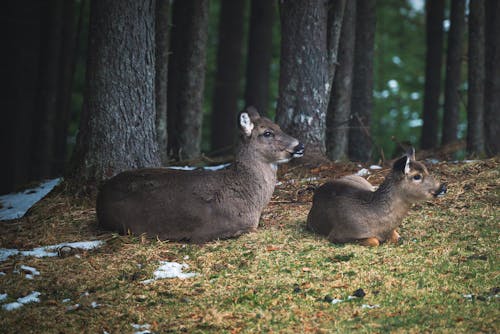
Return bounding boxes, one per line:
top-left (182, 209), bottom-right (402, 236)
top-left (141, 261), bottom-right (197, 284)
top-left (91, 301), bottom-right (101, 308)
top-left (356, 168), bottom-right (370, 177)
top-left (2, 291), bottom-right (41, 311)
top-left (132, 324), bottom-right (152, 334)
top-left (167, 163), bottom-right (231, 172)
top-left (62, 298), bottom-right (71, 303)
top-left (369, 165), bottom-right (383, 170)
top-left (0, 240), bottom-right (104, 263)
top-left (0, 293), bottom-right (7, 302)
top-left (20, 265), bottom-right (40, 279)
top-left (0, 178), bottom-right (61, 220)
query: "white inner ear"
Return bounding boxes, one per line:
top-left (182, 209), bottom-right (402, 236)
top-left (240, 112), bottom-right (254, 136)
top-left (404, 157), bottom-right (411, 174)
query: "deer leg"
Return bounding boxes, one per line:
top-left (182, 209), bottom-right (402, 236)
top-left (387, 230), bottom-right (400, 244)
top-left (359, 237), bottom-right (380, 247)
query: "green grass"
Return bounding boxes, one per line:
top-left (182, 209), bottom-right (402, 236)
top-left (0, 159), bottom-right (498, 333)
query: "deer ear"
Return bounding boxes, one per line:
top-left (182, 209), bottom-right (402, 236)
top-left (406, 146), bottom-right (416, 161)
top-left (393, 155), bottom-right (411, 174)
top-left (239, 111), bottom-right (254, 137)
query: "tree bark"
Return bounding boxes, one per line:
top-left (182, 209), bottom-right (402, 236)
top-left (69, 0), bottom-right (160, 187)
top-left (348, 0), bottom-right (376, 162)
top-left (442, 0), bottom-right (466, 145)
top-left (276, 0), bottom-right (330, 160)
top-left (0, 0), bottom-right (42, 194)
top-left (155, 0), bottom-right (170, 164)
top-left (421, 0), bottom-right (445, 149)
top-left (484, 0), bottom-right (500, 156)
top-left (327, 0), bottom-right (346, 82)
top-left (244, 0), bottom-right (275, 115)
top-left (467, 0), bottom-right (485, 156)
top-left (211, 0), bottom-right (247, 153)
top-left (326, 0), bottom-right (355, 161)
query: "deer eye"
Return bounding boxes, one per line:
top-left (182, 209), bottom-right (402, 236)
top-left (263, 131), bottom-right (274, 138)
top-left (413, 174), bottom-right (422, 181)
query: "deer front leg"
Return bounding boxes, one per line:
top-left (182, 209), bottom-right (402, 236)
top-left (387, 230), bottom-right (400, 244)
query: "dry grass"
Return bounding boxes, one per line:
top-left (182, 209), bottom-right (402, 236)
top-left (0, 159), bottom-right (498, 333)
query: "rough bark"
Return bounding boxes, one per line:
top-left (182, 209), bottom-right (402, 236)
top-left (421, 0), bottom-right (445, 149)
top-left (466, 0), bottom-right (485, 156)
top-left (348, 0), bottom-right (376, 162)
top-left (442, 0), bottom-right (466, 145)
top-left (276, 0), bottom-right (330, 160)
top-left (484, 0), bottom-right (500, 156)
top-left (211, 0), bottom-right (247, 153)
top-left (326, 0), bottom-right (355, 161)
top-left (327, 0), bottom-right (346, 82)
top-left (155, 0), bottom-right (170, 164)
top-left (244, 0), bottom-right (275, 115)
top-left (69, 0), bottom-right (160, 187)
top-left (0, 1), bottom-right (42, 194)
top-left (32, 0), bottom-right (64, 179)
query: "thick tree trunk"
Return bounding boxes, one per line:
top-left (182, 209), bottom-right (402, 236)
top-left (167, 0), bottom-right (209, 161)
top-left (276, 0), bottom-right (330, 160)
top-left (348, 0), bottom-right (376, 162)
top-left (32, 0), bottom-right (64, 180)
top-left (155, 0), bottom-right (170, 164)
top-left (442, 0), bottom-right (466, 145)
top-left (467, 0), bottom-right (485, 156)
top-left (421, 0), bottom-right (445, 149)
top-left (244, 0), bottom-right (275, 115)
top-left (484, 0), bottom-right (500, 156)
top-left (0, 1), bottom-right (42, 194)
top-left (326, 0), bottom-right (355, 161)
top-left (69, 0), bottom-right (160, 187)
top-left (211, 0), bottom-right (247, 153)
top-left (327, 0), bottom-right (346, 82)
top-left (53, 0), bottom-right (78, 176)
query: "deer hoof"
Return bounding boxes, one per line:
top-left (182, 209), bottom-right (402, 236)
top-left (359, 237), bottom-right (380, 247)
top-left (387, 230), bottom-right (400, 244)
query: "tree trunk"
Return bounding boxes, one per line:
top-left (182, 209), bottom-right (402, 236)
top-left (421, 0), bottom-right (445, 149)
top-left (53, 0), bottom-right (78, 176)
top-left (211, 0), bottom-right (247, 153)
top-left (442, 0), bottom-right (466, 145)
top-left (467, 0), bottom-right (485, 156)
top-left (0, 1), bottom-right (42, 194)
top-left (327, 0), bottom-right (346, 82)
top-left (69, 0), bottom-right (160, 188)
top-left (326, 0), bottom-right (355, 161)
top-left (244, 0), bottom-right (275, 115)
top-left (484, 0), bottom-right (500, 156)
top-left (32, 0), bottom-right (64, 180)
top-left (155, 0), bottom-right (170, 164)
top-left (276, 0), bottom-right (330, 160)
top-left (167, 0), bottom-right (209, 161)
top-left (348, 0), bottom-right (376, 162)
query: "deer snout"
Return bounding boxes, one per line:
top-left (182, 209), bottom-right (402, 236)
top-left (292, 143), bottom-right (305, 158)
top-left (433, 183), bottom-right (447, 197)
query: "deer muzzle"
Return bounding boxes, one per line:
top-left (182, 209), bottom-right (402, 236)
top-left (292, 143), bottom-right (305, 158)
top-left (433, 183), bottom-right (447, 197)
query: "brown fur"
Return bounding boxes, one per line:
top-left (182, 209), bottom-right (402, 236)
top-left (96, 107), bottom-right (304, 243)
top-left (307, 149), bottom-right (446, 245)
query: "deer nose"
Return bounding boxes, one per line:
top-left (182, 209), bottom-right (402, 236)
top-left (434, 183), bottom-right (447, 197)
top-left (293, 143), bottom-right (305, 157)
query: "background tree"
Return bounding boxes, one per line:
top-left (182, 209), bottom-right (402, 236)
top-left (326, 0), bottom-right (346, 82)
top-left (442, 0), bottom-right (465, 145)
top-left (211, 0), bottom-right (247, 153)
top-left (467, 0), bottom-right (485, 156)
top-left (167, 0), bottom-right (209, 160)
top-left (484, 0), bottom-right (500, 156)
top-left (155, 0), bottom-right (170, 165)
top-left (348, 0), bottom-right (376, 162)
top-left (276, 0), bottom-right (330, 161)
top-left (421, 0), bottom-right (445, 149)
top-left (244, 0), bottom-right (275, 115)
top-left (326, 0), bottom-right (355, 161)
top-left (69, 0), bottom-right (160, 187)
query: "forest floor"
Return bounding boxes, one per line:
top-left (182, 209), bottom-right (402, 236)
top-left (0, 158), bottom-right (498, 333)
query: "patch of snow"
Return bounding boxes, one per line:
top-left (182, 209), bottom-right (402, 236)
top-left (2, 291), bottom-right (41, 311)
top-left (356, 168), bottom-right (370, 177)
top-left (91, 301), bottom-right (100, 308)
top-left (0, 178), bottom-right (61, 220)
top-left (20, 265), bottom-right (40, 278)
top-left (362, 304), bottom-right (380, 309)
top-left (0, 272), bottom-right (5, 276)
top-left (369, 165), bottom-right (382, 170)
top-left (0, 240), bottom-right (103, 262)
top-left (66, 304), bottom-right (80, 311)
top-left (62, 298), bottom-right (71, 303)
top-left (2, 302), bottom-right (23, 311)
top-left (141, 261), bottom-right (197, 284)
top-left (0, 293), bottom-right (7, 302)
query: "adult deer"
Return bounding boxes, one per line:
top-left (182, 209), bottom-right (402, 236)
top-left (97, 107), bottom-right (304, 242)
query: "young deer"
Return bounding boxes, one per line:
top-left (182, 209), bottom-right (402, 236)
top-left (96, 107), bottom-right (304, 243)
top-left (306, 148), bottom-right (446, 246)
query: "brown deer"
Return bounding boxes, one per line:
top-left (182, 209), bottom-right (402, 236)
top-left (96, 107), bottom-right (304, 243)
top-left (306, 148), bottom-right (446, 246)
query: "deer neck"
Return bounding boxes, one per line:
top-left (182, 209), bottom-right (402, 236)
top-left (372, 174), bottom-right (411, 227)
